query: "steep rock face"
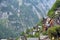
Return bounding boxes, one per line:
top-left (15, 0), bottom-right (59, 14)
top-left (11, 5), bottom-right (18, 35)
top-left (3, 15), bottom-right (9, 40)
top-left (0, 0), bottom-right (56, 37)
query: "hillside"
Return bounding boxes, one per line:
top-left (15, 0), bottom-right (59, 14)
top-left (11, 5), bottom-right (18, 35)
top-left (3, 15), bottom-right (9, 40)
top-left (47, 0), bottom-right (60, 18)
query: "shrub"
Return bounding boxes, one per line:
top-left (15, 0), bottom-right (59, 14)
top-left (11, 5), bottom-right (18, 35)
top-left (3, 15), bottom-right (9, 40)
top-left (42, 31), bottom-right (48, 35)
top-left (48, 26), bottom-right (60, 40)
top-left (20, 32), bottom-right (25, 36)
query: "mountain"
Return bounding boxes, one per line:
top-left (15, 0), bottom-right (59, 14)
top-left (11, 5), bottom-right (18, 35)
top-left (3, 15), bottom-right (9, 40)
top-left (0, 0), bottom-right (56, 38)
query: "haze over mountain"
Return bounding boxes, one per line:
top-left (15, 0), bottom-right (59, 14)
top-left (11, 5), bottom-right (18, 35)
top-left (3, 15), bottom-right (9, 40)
top-left (0, 0), bottom-right (56, 38)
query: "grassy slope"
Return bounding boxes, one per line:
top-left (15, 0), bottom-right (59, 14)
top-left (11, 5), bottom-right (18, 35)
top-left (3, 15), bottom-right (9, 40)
top-left (47, 0), bottom-right (60, 18)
